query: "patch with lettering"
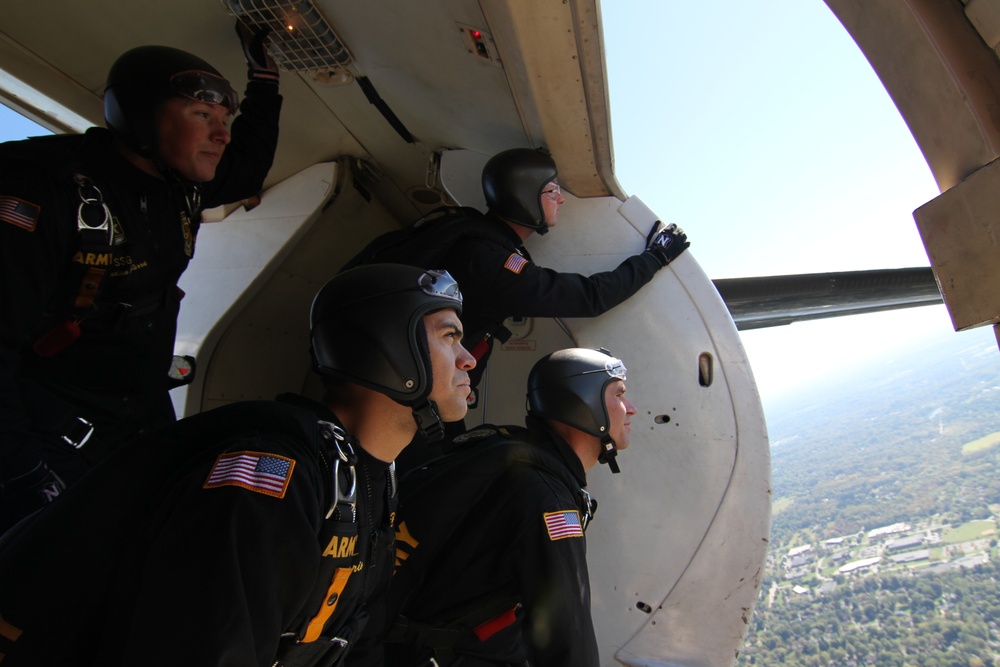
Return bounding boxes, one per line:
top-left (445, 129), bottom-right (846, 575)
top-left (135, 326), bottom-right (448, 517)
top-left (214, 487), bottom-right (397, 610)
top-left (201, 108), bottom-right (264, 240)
top-left (543, 510), bottom-right (584, 540)
top-left (322, 534), bottom-right (360, 559)
top-left (204, 451), bottom-right (295, 498)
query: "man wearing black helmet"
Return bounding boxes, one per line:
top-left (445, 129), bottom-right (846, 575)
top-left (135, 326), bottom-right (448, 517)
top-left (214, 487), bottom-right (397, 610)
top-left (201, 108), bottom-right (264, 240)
top-left (343, 148), bottom-right (689, 394)
top-left (0, 264), bottom-right (476, 667)
top-left (0, 26), bottom-right (282, 533)
top-left (349, 347), bottom-right (636, 667)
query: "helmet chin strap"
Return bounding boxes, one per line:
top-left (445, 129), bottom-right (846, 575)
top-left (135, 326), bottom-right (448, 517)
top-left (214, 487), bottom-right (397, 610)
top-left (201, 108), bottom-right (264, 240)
top-left (156, 157), bottom-right (203, 220)
top-left (411, 398), bottom-right (445, 442)
top-left (597, 437), bottom-right (621, 474)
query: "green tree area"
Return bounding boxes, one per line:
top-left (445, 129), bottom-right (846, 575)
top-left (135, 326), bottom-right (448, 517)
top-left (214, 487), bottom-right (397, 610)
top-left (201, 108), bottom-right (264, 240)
top-left (739, 562), bottom-right (1000, 666)
top-left (764, 350), bottom-right (1000, 548)
top-left (737, 335), bottom-right (1000, 666)
top-left (770, 438), bottom-right (1000, 548)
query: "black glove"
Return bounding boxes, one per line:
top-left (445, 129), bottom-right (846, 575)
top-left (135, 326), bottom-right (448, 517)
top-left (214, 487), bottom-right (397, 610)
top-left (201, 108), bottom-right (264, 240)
top-left (0, 461), bottom-right (65, 534)
top-left (644, 221), bottom-right (690, 267)
top-left (236, 21), bottom-right (280, 86)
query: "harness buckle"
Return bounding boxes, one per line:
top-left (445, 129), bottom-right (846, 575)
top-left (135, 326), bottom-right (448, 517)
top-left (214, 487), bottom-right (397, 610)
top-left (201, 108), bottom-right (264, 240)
top-left (320, 421), bottom-right (358, 520)
top-left (74, 174), bottom-right (114, 245)
top-left (579, 488), bottom-right (595, 530)
top-left (61, 416), bottom-right (95, 449)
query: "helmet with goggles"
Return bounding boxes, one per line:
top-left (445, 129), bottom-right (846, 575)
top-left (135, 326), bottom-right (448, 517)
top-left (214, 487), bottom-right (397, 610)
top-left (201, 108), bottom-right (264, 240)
top-left (527, 347), bottom-right (628, 472)
top-left (104, 45), bottom-right (239, 160)
top-left (482, 148), bottom-right (558, 235)
top-left (311, 264), bottom-right (464, 440)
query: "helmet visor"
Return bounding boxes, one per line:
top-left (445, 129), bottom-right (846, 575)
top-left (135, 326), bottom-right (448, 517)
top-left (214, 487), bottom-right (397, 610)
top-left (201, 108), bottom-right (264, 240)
top-left (418, 269), bottom-right (463, 305)
top-left (170, 70), bottom-right (239, 114)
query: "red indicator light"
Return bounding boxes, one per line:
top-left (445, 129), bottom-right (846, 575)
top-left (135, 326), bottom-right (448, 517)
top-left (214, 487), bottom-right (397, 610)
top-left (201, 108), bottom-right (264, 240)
top-left (465, 27), bottom-right (491, 60)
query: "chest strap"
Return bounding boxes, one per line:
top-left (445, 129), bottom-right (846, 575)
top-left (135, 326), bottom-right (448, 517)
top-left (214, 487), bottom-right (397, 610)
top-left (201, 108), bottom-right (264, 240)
top-left (32, 174), bottom-right (116, 357)
top-left (385, 597), bottom-right (522, 661)
top-left (279, 421), bottom-right (398, 658)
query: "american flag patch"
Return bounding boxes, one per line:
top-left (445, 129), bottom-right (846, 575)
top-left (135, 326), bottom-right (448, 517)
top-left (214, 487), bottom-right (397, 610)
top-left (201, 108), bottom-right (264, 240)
top-left (503, 253), bottom-right (528, 274)
top-left (204, 451), bottom-right (295, 498)
top-left (0, 196), bottom-right (40, 232)
top-left (543, 510), bottom-right (584, 540)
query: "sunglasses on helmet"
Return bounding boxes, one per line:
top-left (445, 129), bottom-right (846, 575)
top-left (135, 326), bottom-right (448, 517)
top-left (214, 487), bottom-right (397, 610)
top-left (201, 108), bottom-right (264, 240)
top-left (170, 70), bottom-right (240, 114)
top-left (418, 269), bottom-right (463, 304)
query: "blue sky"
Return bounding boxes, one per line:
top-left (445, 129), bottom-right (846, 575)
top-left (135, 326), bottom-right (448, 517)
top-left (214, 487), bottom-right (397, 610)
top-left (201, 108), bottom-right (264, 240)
top-left (0, 111), bottom-right (48, 142)
top-left (600, 0), bottom-right (995, 406)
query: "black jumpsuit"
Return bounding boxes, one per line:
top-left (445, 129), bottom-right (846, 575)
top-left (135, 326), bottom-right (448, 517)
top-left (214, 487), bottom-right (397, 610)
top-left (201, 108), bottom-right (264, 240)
top-left (354, 422), bottom-right (601, 667)
top-left (447, 214), bottom-right (659, 349)
top-left (344, 210), bottom-right (661, 389)
top-left (0, 80), bottom-right (281, 487)
top-left (0, 395), bottom-right (396, 667)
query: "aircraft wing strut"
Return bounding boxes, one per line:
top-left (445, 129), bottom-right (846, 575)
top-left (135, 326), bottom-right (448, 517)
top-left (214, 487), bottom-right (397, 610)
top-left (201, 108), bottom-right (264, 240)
top-left (714, 267), bottom-right (942, 330)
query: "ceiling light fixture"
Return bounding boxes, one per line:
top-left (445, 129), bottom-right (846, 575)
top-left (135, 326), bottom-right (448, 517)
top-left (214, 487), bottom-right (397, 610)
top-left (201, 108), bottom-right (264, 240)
top-left (224, 0), bottom-right (353, 72)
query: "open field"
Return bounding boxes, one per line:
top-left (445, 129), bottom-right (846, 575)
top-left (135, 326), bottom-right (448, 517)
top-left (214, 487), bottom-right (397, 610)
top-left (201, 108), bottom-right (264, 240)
top-left (962, 431), bottom-right (1000, 455)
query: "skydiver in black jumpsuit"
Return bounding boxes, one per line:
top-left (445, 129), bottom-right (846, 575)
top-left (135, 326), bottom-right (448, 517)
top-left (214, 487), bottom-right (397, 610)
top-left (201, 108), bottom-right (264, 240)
top-left (350, 347), bottom-right (638, 667)
top-left (0, 264), bottom-right (476, 667)
top-left (0, 28), bottom-right (283, 532)
top-left (343, 147), bottom-right (690, 391)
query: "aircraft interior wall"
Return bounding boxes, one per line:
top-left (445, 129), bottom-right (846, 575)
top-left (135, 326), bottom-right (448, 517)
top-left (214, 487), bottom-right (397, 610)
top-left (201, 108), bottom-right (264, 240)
top-left (175, 159), bottom-right (402, 414)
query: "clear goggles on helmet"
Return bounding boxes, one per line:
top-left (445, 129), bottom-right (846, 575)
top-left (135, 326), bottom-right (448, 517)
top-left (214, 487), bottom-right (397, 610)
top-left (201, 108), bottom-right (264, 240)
top-left (170, 70), bottom-right (239, 114)
top-left (418, 269), bottom-right (463, 304)
top-left (575, 353), bottom-right (626, 380)
top-left (604, 358), bottom-right (627, 380)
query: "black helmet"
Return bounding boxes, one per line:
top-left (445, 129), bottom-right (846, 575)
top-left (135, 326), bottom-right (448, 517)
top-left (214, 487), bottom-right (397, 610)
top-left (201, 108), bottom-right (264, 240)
top-left (482, 148), bottom-right (557, 235)
top-left (311, 264), bottom-right (463, 438)
top-left (104, 46), bottom-right (239, 158)
top-left (527, 348), bottom-right (627, 472)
